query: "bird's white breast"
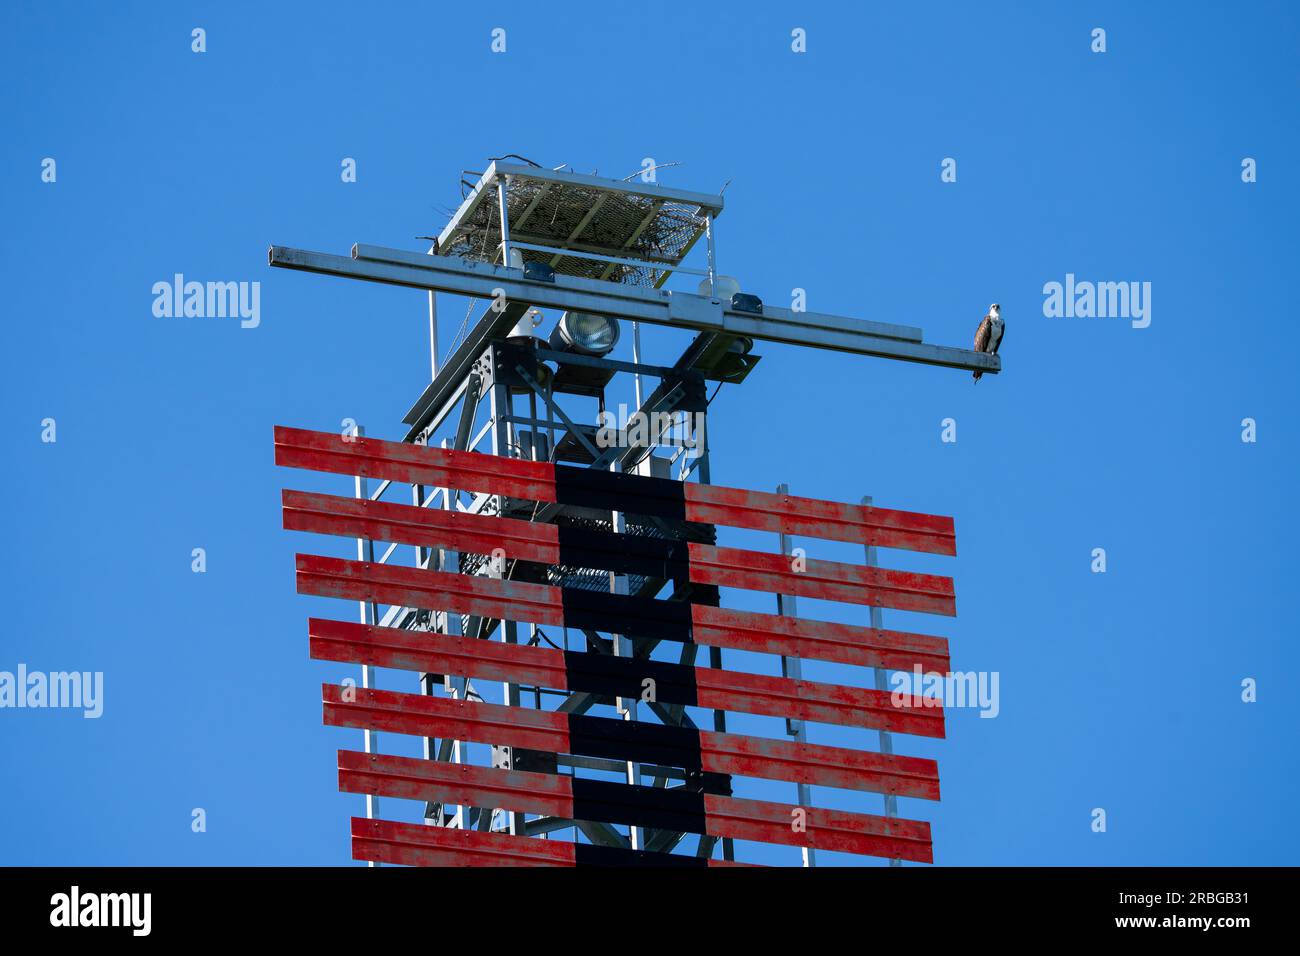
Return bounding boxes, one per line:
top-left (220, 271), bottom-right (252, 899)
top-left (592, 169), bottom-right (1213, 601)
top-left (988, 318), bottom-right (1004, 349)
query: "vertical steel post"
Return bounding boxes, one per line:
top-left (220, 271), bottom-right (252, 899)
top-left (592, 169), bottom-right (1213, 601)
top-left (426, 242), bottom-right (439, 380)
top-left (352, 423), bottom-right (379, 865)
top-left (631, 321), bottom-right (644, 409)
top-left (775, 482), bottom-right (816, 867)
top-left (704, 214), bottom-right (716, 294)
top-left (611, 473), bottom-right (642, 850)
top-left (488, 349), bottom-right (519, 836)
top-left (412, 474), bottom-right (437, 826)
top-left (439, 437), bottom-right (472, 831)
top-left (693, 413), bottom-right (734, 862)
top-left (496, 175), bottom-right (512, 267)
top-left (862, 494), bottom-right (901, 867)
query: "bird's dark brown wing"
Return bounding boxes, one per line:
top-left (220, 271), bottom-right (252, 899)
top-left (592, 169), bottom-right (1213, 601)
top-left (974, 314), bottom-right (992, 352)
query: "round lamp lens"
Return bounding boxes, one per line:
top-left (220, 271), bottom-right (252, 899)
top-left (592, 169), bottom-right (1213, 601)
top-left (558, 312), bottom-right (620, 354)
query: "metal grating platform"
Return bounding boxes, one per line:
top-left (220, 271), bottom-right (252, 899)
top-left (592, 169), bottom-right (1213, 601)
top-left (436, 162), bottom-right (725, 287)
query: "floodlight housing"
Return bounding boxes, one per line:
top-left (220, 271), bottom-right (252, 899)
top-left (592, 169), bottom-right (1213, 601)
top-left (549, 311), bottom-right (620, 356)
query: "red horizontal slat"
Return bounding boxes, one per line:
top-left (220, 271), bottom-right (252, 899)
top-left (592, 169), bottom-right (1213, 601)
top-left (276, 425), bottom-right (555, 501)
top-left (703, 793), bottom-right (931, 862)
top-left (310, 617), bottom-right (568, 690)
top-left (340, 751), bottom-right (932, 862)
top-left (275, 425), bottom-right (955, 555)
top-left (685, 482), bottom-right (956, 555)
top-left (342, 751), bottom-right (573, 818)
top-left (323, 684), bottom-right (942, 796)
top-left (284, 489), bottom-right (557, 563)
top-left (701, 728), bottom-right (940, 800)
top-left (691, 604), bottom-right (949, 674)
top-left (325, 683), bottom-right (571, 754)
top-left (353, 817), bottom-right (572, 867)
top-left (351, 817), bottom-right (748, 867)
top-left (693, 666), bottom-right (943, 738)
top-left (284, 489), bottom-right (954, 615)
top-left (688, 543), bottom-right (955, 616)
top-left (299, 552), bottom-right (952, 673)
top-left (311, 615), bottom-right (942, 736)
top-left (296, 553), bottom-right (565, 627)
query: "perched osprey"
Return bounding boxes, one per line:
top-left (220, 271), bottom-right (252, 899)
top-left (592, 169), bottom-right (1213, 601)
top-left (972, 303), bottom-right (1004, 383)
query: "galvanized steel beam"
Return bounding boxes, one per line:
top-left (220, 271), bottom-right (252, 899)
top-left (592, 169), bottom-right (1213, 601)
top-left (266, 244), bottom-right (1000, 380)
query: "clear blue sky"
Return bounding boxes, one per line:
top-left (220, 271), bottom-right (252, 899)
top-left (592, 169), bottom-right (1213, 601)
top-left (2, 1), bottom-right (1296, 866)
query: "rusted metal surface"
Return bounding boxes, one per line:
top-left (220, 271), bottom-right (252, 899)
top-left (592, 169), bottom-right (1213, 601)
top-left (340, 750), bottom-right (932, 862)
top-left (684, 482), bottom-right (956, 555)
top-left (342, 750), bottom-right (571, 818)
top-left (351, 816), bottom-right (748, 867)
top-left (283, 489), bottom-right (556, 564)
top-left (354, 816), bottom-right (566, 867)
top-left (691, 665), bottom-right (943, 737)
top-left (298, 553), bottom-right (953, 671)
top-left (324, 684), bottom-right (941, 796)
top-left (310, 617), bottom-right (568, 688)
top-left (690, 605), bottom-right (949, 673)
top-left (297, 553), bottom-right (564, 627)
top-left (700, 726), bottom-right (939, 800)
top-left (312, 615), bottom-right (942, 736)
top-left (284, 489), bottom-right (954, 615)
top-left (278, 423), bottom-right (960, 864)
top-left (276, 425), bottom-right (955, 554)
top-left (301, 547), bottom-right (952, 670)
top-left (687, 543), bottom-right (955, 616)
top-left (275, 425), bottom-right (556, 501)
top-left (702, 793), bottom-right (932, 862)
top-left (325, 683), bottom-right (568, 752)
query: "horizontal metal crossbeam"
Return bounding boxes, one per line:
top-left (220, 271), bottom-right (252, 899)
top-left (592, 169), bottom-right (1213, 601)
top-left (266, 243), bottom-right (1001, 374)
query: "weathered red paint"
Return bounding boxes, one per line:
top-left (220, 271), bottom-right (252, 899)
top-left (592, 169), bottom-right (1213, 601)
top-left (690, 605), bottom-right (949, 674)
top-left (275, 425), bottom-right (956, 554)
top-left (310, 617), bottom-right (567, 689)
top-left (323, 684), bottom-right (943, 794)
top-left (340, 750), bottom-right (571, 819)
top-left (350, 817), bottom-right (748, 867)
top-left (297, 553), bottom-right (564, 627)
top-left (702, 726), bottom-right (940, 800)
top-left (283, 489), bottom-right (557, 563)
top-left (353, 817), bottom-right (573, 867)
top-left (300, 547), bottom-right (951, 671)
top-left (702, 793), bottom-right (932, 862)
top-left (275, 425), bottom-right (555, 501)
top-left (325, 683), bottom-right (567, 752)
top-left (692, 666), bottom-right (942, 737)
top-left (311, 615), bottom-right (942, 735)
top-left (278, 422), bottom-right (960, 865)
top-left (284, 489), bottom-right (955, 615)
top-left (297, 553), bottom-right (951, 672)
top-left (684, 482), bottom-right (955, 555)
top-left (339, 750), bottom-right (933, 862)
top-left (688, 543), bottom-right (955, 616)
top-left (299, 552), bottom-right (951, 671)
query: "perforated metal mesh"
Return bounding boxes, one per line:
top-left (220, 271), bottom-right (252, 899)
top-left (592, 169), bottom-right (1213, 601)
top-left (453, 515), bottom-right (674, 638)
top-left (544, 516), bottom-right (673, 595)
top-left (441, 174), bottom-right (712, 287)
